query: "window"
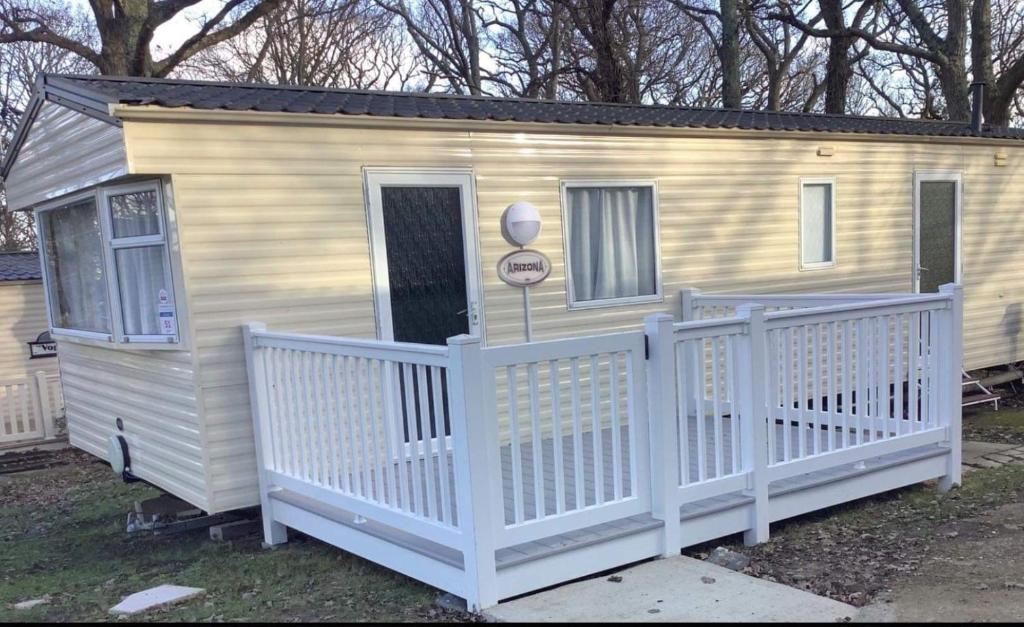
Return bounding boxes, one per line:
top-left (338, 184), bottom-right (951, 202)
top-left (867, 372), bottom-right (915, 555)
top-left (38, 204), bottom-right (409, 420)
top-left (40, 198), bottom-right (110, 334)
top-left (800, 179), bottom-right (836, 269)
top-left (562, 182), bottom-right (661, 308)
top-left (38, 182), bottom-right (179, 345)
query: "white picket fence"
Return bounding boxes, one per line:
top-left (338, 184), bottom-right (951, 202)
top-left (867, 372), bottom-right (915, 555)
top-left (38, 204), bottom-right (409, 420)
top-left (244, 283), bottom-right (963, 608)
top-left (0, 371), bottom-right (63, 445)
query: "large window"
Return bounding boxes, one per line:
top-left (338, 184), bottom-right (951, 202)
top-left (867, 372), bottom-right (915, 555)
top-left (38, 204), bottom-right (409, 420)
top-left (800, 179), bottom-right (836, 269)
top-left (38, 182), bottom-right (179, 345)
top-left (562, 182), bottom-right (661, 308)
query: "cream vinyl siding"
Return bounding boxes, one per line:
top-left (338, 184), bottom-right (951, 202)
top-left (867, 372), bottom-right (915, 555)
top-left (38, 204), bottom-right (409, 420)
top-left (59, 339), bottom-right (208, 509)
top-left (0, 281), bottom-right (58, 380)
top-left (118, 115), bottom-right (1017, 511)
top-left (5, 101), bottom-right (127, 211)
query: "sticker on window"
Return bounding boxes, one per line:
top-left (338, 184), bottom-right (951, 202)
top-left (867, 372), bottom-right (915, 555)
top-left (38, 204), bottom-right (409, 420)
top-left (158, 289), bottom-right (177, 335)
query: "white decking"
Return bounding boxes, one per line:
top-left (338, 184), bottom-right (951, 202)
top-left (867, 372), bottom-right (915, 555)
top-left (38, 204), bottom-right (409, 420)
top-left (245, 285), bottom-right (964, 609)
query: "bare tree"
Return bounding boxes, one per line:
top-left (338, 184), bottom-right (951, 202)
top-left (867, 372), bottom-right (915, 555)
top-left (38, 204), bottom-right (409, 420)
top-left (0, 4), bottom-right (95, 251)
top-left (183, 0), bottom-right (420, 90)
top-left (669, 0), bottom-right (742, 107)
top-left (376, 0), bottom-right (486, 94)
top-left (480, 0), bottom-right (565, 98)
top-left (971, 0), bottom-right (1024, 125)
top-left (0, 0), bottom-right (284, 77)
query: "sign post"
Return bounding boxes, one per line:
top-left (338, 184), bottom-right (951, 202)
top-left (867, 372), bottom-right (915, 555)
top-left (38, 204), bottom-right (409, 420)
top-left (497, 249), bottom-right (551, 342)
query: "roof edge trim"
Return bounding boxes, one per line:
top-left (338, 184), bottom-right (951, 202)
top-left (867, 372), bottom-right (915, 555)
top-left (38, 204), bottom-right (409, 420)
top-left (1, 74), bottom-right (122, 178)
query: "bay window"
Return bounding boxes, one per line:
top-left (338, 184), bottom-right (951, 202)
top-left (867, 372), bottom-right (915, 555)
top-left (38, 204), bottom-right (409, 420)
top-left (562, 181), bottom-right (661, 308)
top-left (38, 181), bottom-right (179, 345)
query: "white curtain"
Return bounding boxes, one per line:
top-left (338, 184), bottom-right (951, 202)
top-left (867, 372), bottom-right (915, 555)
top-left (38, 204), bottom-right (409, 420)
top-left (567, 187), bottom-right (657, 302)
top-left (109, 191), bottom-right (168, 336)
top-left (41, 200), bottom-right (110, 333)
top-left (115, 246), bottom-right (169, 336)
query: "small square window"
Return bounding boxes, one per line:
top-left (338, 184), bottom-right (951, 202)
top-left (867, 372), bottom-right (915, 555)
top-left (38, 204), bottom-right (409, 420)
top-left (800, 180), bottom-right (836, 268)
top-left (563, 184), bottom-right (660, 307)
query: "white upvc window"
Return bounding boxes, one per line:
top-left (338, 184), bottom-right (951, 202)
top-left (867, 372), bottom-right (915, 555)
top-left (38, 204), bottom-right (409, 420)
top-left (799, 178), bottom-right (837, 270)
top-left (561, 180), bottom-right (663, 309)
top-left (37, 180), bottom-right (180, 346)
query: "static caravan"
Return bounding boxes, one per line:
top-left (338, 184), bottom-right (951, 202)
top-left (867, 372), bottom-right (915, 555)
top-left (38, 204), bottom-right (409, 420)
top-left (0, 73), bottom-right (1019, 519)
top-left (0, 252), bottom-right (62, 444)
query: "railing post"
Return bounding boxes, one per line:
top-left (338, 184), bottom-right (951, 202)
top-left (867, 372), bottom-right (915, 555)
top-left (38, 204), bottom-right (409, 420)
top-left (644, 314), bottom-right (681, 557)
top-left (447, 334), bottom-right (499, 610)
top-left (938, 284), bottom-right (964, 491)
top-left (33, 371), bottom-right (54, 440)
top-left (242, 322), bottom-right (288, 547)
top-left (679, 287), bottom-right (702, 322)
top-left (736, 304), bottom-right (770, 545)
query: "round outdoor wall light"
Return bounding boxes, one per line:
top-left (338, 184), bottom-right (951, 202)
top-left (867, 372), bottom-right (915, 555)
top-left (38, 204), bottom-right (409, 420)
top-left (501, 201), bottom-right (542, 247)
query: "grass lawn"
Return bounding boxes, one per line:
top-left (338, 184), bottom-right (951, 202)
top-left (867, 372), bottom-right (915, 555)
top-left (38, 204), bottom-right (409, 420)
top-left (963, 405), bottom-right (1024, 444)
top-left (0, 451), bottom-right (468, 622)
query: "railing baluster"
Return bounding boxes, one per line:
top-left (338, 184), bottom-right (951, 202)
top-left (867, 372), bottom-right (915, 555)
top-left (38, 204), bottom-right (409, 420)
top-left (415, 364), bottom-right (436, 521)
top-left (909, 312), bottom-right (920, 433)
top-left (366, 359), bottom-right (385, 503)
top-left (402, 363), bottom-right (423, 517)
top-left (842, 320), bottom-right (852, 448)
top-left (507, 365), bottom-right (525, 522)
top-left (812, 323), bottom-right (821, 456)
top-left (610, 353), bottom-right (623, 500)
top-left (430, 366), bottom-right (452, 525)
top-left (893, 315), bottom-right (904, 437)
top-left (726, 335), bottom-right (740, 474)
top-left (694, 338), bottom-right (708, 481)
top-left (570, 358), bottom-right (585, 509)
top-left (676, 342), bottom-right (691, 485)
top-left (528, 362), bottom-right (544, 519)
top-left (797, 325), bottom-right (808, 459)
top-left (711, 338), bottom-right (723, 478)
top-left (590, 355), bottom-right (605, 505)
top-left (550, 359), bottom-right (566, 515)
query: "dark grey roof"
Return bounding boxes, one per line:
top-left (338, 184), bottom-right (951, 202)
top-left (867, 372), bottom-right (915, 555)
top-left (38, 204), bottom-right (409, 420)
top-left (0, 252), bottom-right (41, 281)
top-left (41, 74), bottom-right (1024, 141)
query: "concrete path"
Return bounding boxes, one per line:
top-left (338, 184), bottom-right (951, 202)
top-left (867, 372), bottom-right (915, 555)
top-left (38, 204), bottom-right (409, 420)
top-left (962, 440), bottom-right (1024, 471)
top-left (484, 555), bottom-right (858, 623)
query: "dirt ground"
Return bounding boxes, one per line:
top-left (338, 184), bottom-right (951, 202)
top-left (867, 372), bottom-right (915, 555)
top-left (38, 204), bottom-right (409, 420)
top-left (684, 400), bottom-right (1024, 622)
top-left (862, 500), bottom-right (1024, 622)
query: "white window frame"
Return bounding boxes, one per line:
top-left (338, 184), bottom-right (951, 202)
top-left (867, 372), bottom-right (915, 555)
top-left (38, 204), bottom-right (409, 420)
top-left (36, 180), bottom-right (181, 347)
top-left (560, 179), bottom-right (664, 310)
top-left (798, 177), bottom-right (838, 270)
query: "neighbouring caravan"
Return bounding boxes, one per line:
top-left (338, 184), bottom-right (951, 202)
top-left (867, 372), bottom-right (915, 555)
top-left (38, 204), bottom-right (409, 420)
top-left (0, 251), bottom-right (62, 444)
top-left (1, 74), bottom-right (1021, 513)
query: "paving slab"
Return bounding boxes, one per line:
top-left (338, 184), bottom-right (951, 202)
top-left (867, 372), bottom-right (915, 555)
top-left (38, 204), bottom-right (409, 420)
top-left (109, 585), bottom-right (205, 616)
top-left (484, 555), bottom-right (858, 623)
top-left (963, 441), bottom-right (1017, 463)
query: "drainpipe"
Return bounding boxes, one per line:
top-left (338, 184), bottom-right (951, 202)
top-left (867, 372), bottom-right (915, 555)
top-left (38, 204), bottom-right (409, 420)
top-left (970, 81), bottom-right (986, 135)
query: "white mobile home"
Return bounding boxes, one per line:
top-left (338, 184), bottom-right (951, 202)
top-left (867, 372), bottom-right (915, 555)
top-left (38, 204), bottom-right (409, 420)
top-left (0, 252), bottom-right (62, 445)
top-left (0, 73), bottom-right (1015, 606)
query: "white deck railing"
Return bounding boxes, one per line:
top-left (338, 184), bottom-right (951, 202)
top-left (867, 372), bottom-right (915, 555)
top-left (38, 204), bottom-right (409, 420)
top-left (243, 283), bottom-right (963, 609)
top-left (0, 372), bottom-right (62, 445)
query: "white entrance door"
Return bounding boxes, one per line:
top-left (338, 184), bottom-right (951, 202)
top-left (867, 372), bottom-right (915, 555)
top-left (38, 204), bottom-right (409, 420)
top-left (364, 169), bottom-right (483, 344)
top-left (913, 171), bottom-right (962, 293)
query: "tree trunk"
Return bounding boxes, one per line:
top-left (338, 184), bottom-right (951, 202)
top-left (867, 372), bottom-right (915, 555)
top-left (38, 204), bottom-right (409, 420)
top-left (939, 56), bottom-right (971, 121)
top-left (820, 0), bottom-right (853, 115)
top-left (719, 0), bottom-right (741, 108)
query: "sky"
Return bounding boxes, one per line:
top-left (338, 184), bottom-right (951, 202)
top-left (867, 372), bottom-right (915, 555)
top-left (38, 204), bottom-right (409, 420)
top-left (67, 0), bottom-right (221, 54)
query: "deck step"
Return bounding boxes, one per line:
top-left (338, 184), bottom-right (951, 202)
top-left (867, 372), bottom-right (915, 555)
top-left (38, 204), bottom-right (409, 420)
top-left (495, 514), bottom-right (662, 570)
top-left (963, 392), bottom-right (1001, 407)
